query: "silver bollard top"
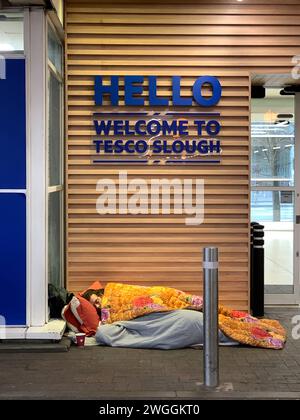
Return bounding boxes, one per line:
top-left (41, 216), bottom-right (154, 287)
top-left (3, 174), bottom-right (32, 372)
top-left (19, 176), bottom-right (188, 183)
top-left (203, 247), bottom-right (218, 263)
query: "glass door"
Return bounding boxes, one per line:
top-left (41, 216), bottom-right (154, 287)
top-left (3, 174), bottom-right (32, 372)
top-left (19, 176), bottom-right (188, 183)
top-left (251, 88), bottom-right (299, 304)
top-left (47, 19), bottom-right (64, 290)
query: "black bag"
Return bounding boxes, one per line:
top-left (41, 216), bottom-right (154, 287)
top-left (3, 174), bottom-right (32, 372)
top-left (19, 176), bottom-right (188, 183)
top-left (48, 284), bottom-right (74, 318)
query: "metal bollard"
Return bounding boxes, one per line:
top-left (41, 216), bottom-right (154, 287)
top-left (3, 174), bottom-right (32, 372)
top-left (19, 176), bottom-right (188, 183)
top-left (203, 247), bottom-right (219, 388)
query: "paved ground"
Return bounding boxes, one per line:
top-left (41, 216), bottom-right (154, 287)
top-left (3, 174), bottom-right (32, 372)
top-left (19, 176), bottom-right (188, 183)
top-left (0, 308), bottom-right (300, 400)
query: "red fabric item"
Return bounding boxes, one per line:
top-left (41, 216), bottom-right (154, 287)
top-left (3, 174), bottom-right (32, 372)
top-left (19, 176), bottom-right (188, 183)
top-left (70, 295), bottom-right (100, 337)
top-left (63, 281), bottom-right (103, 337)
top-left (61, 304), bottom-right (81, 333)
top-left (79, 280), bottom-right (104, 297)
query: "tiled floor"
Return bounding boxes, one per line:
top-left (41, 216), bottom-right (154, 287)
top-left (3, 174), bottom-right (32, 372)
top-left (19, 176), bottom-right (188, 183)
top-left (0, 308), bottom-right (300, 400)
top-left (265, 230), bottom-right (293, 286)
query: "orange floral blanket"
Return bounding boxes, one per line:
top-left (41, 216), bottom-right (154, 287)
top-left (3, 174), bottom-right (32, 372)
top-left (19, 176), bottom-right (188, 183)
top-left (101, 283), bottom-right (286, 350)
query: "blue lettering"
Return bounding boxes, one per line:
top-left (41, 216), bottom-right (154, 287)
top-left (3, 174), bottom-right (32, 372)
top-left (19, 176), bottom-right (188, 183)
top-left (178, 120), bottom-right (189, 135)
top-left (93, 140), bottom-right (103, 153)
top-left (94, 75), bottom-right (222, 107)
top-left (135, 140), bottom-right (148, 153)
top-left (193, 76), bottom-right (222, 107)
top-left (135, 120), bottom-right (146, 135)
top-left (115, 140), bottom-right (124, 153)
top-left (149, 76), bottom-right (169, 106)
top-left (124, 121), bottom-right (135, 135)
top-left (95, 76), bottom-right (119, 106)
top-left (209, 140), bottom-right (221, 153)
top-left (153, 140), bottom-right (162, 153)
top-left (162, 141), bottom-right (172, 154)
top-left (185, 140), bottom-right (197, 154)
top-left (206, 120), bottom-right (221, 136)
top-left (104, 140), bottom-right (113, 153)
top-left (198, 140), bottom-right (209, 154)
top-left (114, 120), bottom-right (123, 135)
top-left (194, 120), bottom-right (206, 136)
top-left (147, 120), bottom-right (160, 135)
top-left (172, 76), bottom-right (192, 106)
top-left (94, 120), bottom-right (112, 136)
top-left (124, 140), bottom-right (135, 153)
top-left (124, 76), bottom-right (144, 106)
top-left (162, 120), bottom-right (178, 135)
top-left (172, 140), bottom-right (184, 153)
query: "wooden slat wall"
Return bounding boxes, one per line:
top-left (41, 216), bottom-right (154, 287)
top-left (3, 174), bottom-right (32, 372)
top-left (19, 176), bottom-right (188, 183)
top-left (65, 0), bottom-right (300, 310)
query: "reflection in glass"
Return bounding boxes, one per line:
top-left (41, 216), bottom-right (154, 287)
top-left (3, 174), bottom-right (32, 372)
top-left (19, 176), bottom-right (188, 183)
top-left (0, 12), bottom-right (24, 52)
top-left (251, 95), bottom-right (294, 187)
top-left (48, 72), bottom-right (62, 186)
top-left (251, 190), bottom-right (294, 291)
top-left (251, 92), bottom-right (295, 294)
top-left (48, 24), bottom-right (62, 74)
top-left (251, 191), bottom-right (293, 223)
top-left (48, 192), bottom-right (62, 289)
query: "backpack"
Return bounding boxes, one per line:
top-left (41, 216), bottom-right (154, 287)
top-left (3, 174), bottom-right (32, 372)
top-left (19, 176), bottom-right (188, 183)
top-left (48, 284), bottom-right (74, 318)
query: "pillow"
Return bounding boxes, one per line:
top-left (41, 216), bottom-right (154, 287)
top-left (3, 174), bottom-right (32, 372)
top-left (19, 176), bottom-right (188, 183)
top-left (61, 304), bottom-right (81, 333)
top-left (79, 280), bottom-right (104, 297)
top-left (70, 295), bottom-right (100, 336)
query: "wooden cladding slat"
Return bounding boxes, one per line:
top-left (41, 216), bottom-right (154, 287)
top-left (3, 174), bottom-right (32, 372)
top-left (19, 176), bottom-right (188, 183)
top-left (66, 14), bottom-right (300, 25)
top-left (66, 0), bottom-right (300, 309)
top-left (66, 25), bottom-right (300, 36)
top-left (67, 35), bottom-right (300, 47)
top-left (66, 57), bottom-right (296, 66)
top-left (67, 46), bottom-right (300, 57)
top-left (67, 77), bottom-right (250, 86)
top-left (67, 5), bottom-right (300, 15)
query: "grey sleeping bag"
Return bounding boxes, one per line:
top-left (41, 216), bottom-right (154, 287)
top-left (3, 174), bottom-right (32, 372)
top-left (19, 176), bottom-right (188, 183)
top-left (95, 310), bottom-right (238, 349)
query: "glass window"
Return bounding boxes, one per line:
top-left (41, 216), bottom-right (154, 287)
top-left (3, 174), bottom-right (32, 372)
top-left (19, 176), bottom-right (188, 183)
top-left (48, 24), bottom-right (62, 74)
top-left (251, 90), bottom-right (295, 295)
top-left (251, 190), bottom-right (294, 292)
top-left (251, 94), bottom-right (294, 187)
top-left (48, 192), bottom-right (62, 289)
top-left (251, 190), bottom-right (294, 223)
top-left (0, 12), bottom-right (24, 52)
top-left (48, 71), bottom-right (62, 186)
top-left (47, 20), bottom-right (64, 293)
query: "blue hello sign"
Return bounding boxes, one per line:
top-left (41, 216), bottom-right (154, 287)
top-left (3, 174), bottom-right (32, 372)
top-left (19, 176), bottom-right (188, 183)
top-left (92, 75), bottom-right (222, 165)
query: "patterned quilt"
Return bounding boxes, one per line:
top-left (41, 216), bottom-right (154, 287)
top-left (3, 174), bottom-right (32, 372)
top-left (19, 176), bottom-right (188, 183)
top-left (101, 282), bottom-right (286, 350)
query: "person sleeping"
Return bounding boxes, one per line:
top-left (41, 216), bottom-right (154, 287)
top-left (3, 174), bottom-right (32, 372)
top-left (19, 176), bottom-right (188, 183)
top-left (81, 282), bottom-right (286, 351)
top-left (82, 288), bottom-right (104, 316)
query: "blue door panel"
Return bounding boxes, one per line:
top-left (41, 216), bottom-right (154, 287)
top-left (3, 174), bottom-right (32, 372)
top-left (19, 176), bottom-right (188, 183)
top-left (0, 59), bottom-right (26, 189)
top-left (0, 194), bottom-right (26, 325)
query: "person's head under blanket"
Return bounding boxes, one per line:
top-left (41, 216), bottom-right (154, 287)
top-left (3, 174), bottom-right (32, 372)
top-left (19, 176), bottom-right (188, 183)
top-left (82, 288), bottom-right (104, 315)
